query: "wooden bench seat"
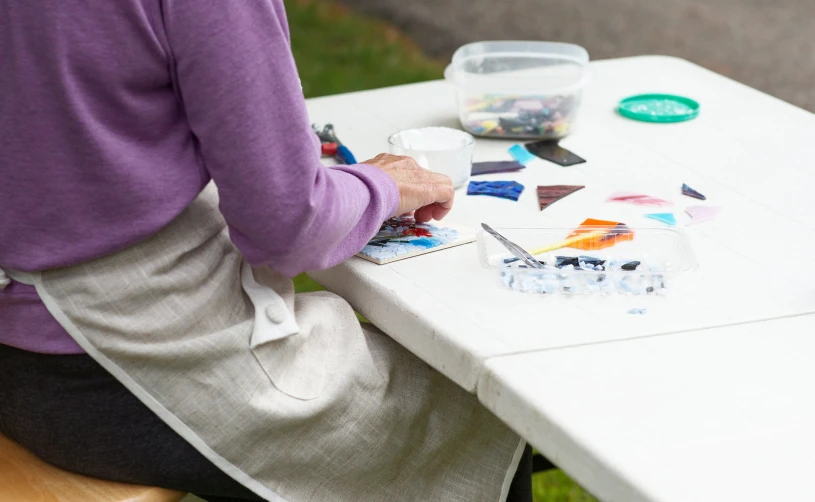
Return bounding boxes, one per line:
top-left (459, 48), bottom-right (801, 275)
top-left (0, 432), bottom-right (185, 502)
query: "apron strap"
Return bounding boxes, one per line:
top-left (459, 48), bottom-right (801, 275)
top-left (0, 268), bottom-right (38, 288)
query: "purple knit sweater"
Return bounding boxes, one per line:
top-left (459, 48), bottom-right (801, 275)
top-left (0, 0), bottom-right (399, 354)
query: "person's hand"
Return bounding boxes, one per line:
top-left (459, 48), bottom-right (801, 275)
top-left (364, 153), bottom-right (455, 223)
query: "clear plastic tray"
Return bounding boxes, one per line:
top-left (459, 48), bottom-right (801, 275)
top-left (477, 226), bottom-right (698, 295)
top-left (444, 41), bottom-right (590, 140)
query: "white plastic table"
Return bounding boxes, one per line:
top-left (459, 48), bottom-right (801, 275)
top-left (307, 56), bottom-right (815, 392)
top-left (478, 313), bottom-right (815, 502)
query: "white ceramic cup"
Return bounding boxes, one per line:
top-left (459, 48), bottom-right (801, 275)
top-left (387, 127), bottom-right (476, 189)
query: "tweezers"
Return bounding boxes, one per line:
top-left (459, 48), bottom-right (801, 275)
top-left (481, 223), bottom-right (544, 269)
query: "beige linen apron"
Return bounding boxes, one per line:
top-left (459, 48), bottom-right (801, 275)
top-left (4, 184), bottom-right (523, 502)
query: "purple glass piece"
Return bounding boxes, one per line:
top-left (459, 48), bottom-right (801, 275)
top-left (471, 161), bottom-right (526, 176)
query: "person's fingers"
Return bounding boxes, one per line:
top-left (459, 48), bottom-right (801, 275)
top-left (413, 174), bottom-right (454, 222)
top-left (362, 153), bottom-right (387, 164)
top-left (429, 172), bottom-right (452, 189)
top-left (413, 205), bottom-right (435, 223)
top-left (436, 184), bottom-right (455, 207)
top-left (430, 170), bottom-right (450, 181)
top-left (365, 153), bottom-right (456, 219)
top-left (430, 202), bottom-right (452, 221)
top-left (414, 201), bottom-right (452, 223)
top-left (424, 173), bottom-right (453, 200)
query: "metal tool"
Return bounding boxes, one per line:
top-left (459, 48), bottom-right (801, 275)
top-left (313, 123), bottom-right (357, 165)
top-left (481, 223), bottom-right (545, 269)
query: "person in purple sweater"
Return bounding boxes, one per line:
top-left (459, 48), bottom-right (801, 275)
top-left (0, 1), bottom-right (532, 501)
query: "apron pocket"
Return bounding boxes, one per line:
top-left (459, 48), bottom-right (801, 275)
top-left (250, 315), bottom-right (332, 401)
top-left (243, 262), bottom-right (329, 401)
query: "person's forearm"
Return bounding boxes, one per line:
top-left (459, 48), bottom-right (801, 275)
top-left (163, 0), bottom-right (398, 276)
top-left (225, 163), bottom-right (398, 276)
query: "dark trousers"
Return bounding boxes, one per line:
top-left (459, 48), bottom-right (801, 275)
top-left (0, 343), bottom-right (532, 502)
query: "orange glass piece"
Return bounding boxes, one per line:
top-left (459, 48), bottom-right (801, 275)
top-left (566, 218), bottom-right (634, 250)
top-left (528, 219), bottom-right (635, 256)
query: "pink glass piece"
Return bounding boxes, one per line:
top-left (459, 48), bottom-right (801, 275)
top-left (607, 191), bottom-right (673, 207)
top-left (685, 205), bottom-right (722, 225)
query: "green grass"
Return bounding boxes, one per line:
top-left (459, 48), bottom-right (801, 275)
top-left (286, 1), bottom-right (595, 500)
top-left (534, 470), bottom-right (598, 502)
top-left (287, 0), bottom-right (445, 99)
top-left (291, 273), bottom-right (324, 293)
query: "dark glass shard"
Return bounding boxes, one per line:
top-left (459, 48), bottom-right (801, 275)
top-left (682, 183), bottom-right (707, 200)
top-left (536, 185), bottom-right (585, 211)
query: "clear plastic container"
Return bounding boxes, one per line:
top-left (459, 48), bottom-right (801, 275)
top-left (445, 41), bottom-right (590, 140)
top-left (477, 226), bottom-right (698, 295)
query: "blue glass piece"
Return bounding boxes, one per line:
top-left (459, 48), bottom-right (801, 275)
top-left (467, 181), bottom-right (525, 201)
top-left (408, 237), bottom-right (438, 249)
top-left (508, 144), bottom-right (537, 165)
top-left (645, 212), bottom-right (677, 226)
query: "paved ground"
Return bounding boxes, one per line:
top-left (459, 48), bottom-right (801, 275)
top-left (339, 0), bottom-right (815, 112)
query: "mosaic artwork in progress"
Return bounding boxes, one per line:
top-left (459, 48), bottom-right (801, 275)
top-left (357, 217), bottom-right (475, 265)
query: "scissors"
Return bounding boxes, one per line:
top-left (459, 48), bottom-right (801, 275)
top-left (312, 124), bottom-right (357, 165)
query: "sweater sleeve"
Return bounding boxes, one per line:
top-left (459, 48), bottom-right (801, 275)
top-left (161, 0), bottom-right (399, 276)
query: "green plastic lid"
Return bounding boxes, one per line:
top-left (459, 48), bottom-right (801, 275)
top-left (618, 94), bottom-right (700, 123)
